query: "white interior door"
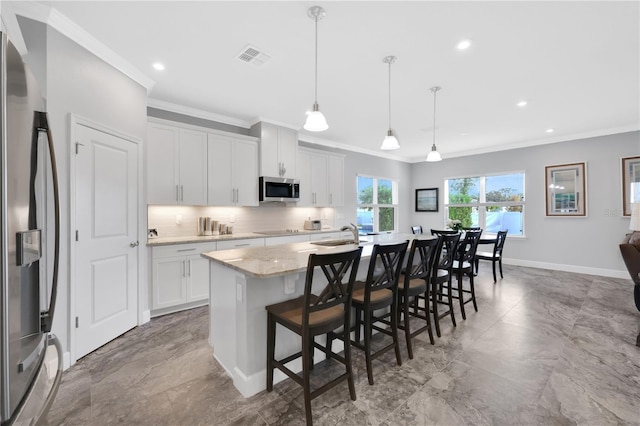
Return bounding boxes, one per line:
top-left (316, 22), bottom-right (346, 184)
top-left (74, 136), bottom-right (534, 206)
top-left (74, 124), bottom-right (138, 359)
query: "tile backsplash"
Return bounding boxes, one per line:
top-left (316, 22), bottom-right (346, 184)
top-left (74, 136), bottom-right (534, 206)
top-left (147, 205), bottom-right (336, 238)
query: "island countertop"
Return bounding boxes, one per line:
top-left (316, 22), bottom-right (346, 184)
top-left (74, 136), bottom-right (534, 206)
top-left (201, 233), bottom-right (429, 278)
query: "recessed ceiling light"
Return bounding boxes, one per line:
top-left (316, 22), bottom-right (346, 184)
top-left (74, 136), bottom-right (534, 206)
top-left (152, 62), bottom-right (165, 71)
top-left (456, 39), bottom-right (472, 50)
top-left (517, 101), bottom-right (528, 107)
top-left (546, 128), bottom-right (555, 133)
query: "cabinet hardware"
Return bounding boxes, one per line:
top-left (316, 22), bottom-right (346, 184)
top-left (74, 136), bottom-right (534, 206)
top-left (75, 230), bottom-right (79, 241)
top-left (75, 142), bottom-right (84, 154)
top-left (235, 243), bottom-right (250, 247)
top-left (129, 241), bottom-right (139, 248)
top-left (176, 185), bottom-right (179, 202)
top-left (75, 316), bottom-right (79, 328)
top-left (187, 259), bottom-right (191, 276)
top-left (182, 260), bottom-right (186, 277)
top-left (177, 248), bottom-right (197, 252)
top-left (180, 185), bottom-right (184, 202)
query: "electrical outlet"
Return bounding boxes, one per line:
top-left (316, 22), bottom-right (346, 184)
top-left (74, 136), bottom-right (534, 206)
top-left (176, 214), bottom-right (183, 225)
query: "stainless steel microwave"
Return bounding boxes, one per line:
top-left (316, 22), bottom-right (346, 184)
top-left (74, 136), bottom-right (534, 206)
top-left (259, 176), bottom-right (300, 202)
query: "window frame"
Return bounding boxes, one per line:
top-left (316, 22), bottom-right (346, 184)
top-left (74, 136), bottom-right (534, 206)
top-left (444, 170), bottom-right (526, 237)
top-left (356, 174), bottom-right (399, 234)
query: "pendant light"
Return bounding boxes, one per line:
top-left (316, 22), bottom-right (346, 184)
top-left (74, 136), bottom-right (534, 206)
top-left (304, 6), bottom-right (328, 132)
top-left (380, 56), bottom-right (400, 150)
top-left (425, 86), bottom-right (443, 162)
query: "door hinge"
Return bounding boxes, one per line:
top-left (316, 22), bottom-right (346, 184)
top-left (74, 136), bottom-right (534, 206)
top-left (75, 142), bottom-right (84, 154)
top-left (75, 230), bottom-right (79, 241)
top-left (75, 316), bottom-right (79, 328)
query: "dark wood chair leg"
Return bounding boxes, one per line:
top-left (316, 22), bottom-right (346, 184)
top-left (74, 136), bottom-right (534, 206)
top-left (325, 331), bottom-right (333, 357)
top-left (266, 313), bottom-right (275, 392)
top-left (302, 333), bottom-right (313, 426)
top-left (499, 258), bottom-right (504, 279)
top-left (364, 311), bottom-right (374, 385)
top-left (492, 260), bottom-right (497, 283)
top-left (404, 297), bottom-right (413, 359)
top-left (470, 273), bottom-right (478, 312)
top-left (457, 271), bottom-right (466, 320)
top-left (391, 301), bottom-right (402, 366)
top-left (424, 289), bottom-right (434, 345)
top-left (431, 281), bottom-right (441, 337)
top-left (309, 336), bottom-right (315, 370)
top-left (343, 327), bottom-right (356, 401)
top-left (448, 276), bottom-right (457, 327)
top-left (354, 307), bottom-right (362, 344)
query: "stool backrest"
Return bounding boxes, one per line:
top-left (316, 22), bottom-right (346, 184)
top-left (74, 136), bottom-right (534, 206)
top-left (402, 237), bottom-right (440, 292)
top-left (304, 248), bottom-right (363, 321)
top-left (494, 230), bottom-right (508, 257)
top-left (363, 241), bottom-right (409, 300)
top-left (436, 233), bottom-right (461, 269)
top-left (457, 229), bottom-right (483, 263)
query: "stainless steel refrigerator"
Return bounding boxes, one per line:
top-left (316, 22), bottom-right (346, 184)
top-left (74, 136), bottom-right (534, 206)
top-left (0, 30), bottom-right (62, 425)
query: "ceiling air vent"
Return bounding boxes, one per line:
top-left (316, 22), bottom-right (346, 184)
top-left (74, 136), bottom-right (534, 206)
top-left (236, 45), bottom-right (271, 67)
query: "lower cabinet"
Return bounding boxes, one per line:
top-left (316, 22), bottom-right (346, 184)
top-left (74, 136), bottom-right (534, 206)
top-left (151, 242), bottom-right (217, 315)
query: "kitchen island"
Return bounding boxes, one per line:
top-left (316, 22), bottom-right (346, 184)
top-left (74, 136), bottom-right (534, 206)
top-left (202, 233), bottom-right (421, 397)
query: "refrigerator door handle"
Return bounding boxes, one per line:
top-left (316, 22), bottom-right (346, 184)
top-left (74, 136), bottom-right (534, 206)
top-left (33, 112), bottom-right (60, 333)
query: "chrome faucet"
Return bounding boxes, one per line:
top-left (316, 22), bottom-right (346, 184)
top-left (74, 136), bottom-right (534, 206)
top-left (340, 223), bottom-right (359, 245)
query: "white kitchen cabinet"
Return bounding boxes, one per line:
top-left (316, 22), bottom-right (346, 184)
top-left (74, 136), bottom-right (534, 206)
top-left (147, 122), bottom-right (207, 205)
top-left (207, 133), bottom-right (258, 206)
top-left (327, 155), bottom-right (345, 207)
top-left (297, 148), bottom-right (345, 207)
top-left (151, 242), bottom-right (216, 315)
top-left (250, 122), bottom-right (298, 178)
top-left (217, 238), bottom-right (265, 250)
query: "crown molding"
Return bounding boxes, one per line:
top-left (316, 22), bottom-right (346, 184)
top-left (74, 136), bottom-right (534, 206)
top-left (298, 133), bottom-right (408, 163)
top-left (406, 124), bottom-right (640, 163)
top-left (9, 2), bottom-right (155, 91)
top-left (148, 98), bottom-right (253, 129)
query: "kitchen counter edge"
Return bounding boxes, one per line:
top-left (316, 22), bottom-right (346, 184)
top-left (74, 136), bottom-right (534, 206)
top-left (146, 229), bottom-right (345, 247)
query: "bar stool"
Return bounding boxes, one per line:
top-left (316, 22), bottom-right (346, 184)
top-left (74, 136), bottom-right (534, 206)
top-left (397, 237), bottom-right (440, 358)
top-left (330, 241), bottom-right (408, 385)
top-left (451, 229), bottom-right (482, 320)
top-left (475, 229), bottom-right (508, 282)
top-left (266, 247), bottom-right (362, 426)
top-left (427, 233), bottom-right (461, 337)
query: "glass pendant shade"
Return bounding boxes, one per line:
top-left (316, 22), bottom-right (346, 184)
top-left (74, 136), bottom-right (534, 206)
top-left (426, 144), bottom-right (442, 162)
top-left (380, 129), bottom-right (400, 150)
top-left (304, 103), bottom-right (328, 132)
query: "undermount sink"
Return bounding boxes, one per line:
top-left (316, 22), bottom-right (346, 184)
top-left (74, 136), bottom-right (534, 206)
top-left (310, 238), bottom-right (368, 246)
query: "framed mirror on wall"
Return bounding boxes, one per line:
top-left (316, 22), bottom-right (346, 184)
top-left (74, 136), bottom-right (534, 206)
top-left (622, 156), bottom-right (640, 216)
top-left (545, 162), bottom-right (586, 217)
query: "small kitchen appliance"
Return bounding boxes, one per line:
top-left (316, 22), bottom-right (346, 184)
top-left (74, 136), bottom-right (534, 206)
top-left (304, 220), bottom-right (322, 230)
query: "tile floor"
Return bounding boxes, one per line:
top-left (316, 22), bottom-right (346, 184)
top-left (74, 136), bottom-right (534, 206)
top-left (45, 265), bottom-right (640, 425)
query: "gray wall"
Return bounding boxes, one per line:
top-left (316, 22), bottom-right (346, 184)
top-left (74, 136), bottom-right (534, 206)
top-left (410, 131), bottom-right (640, 275)
top-left (44, 27), bottom-right (148, 359)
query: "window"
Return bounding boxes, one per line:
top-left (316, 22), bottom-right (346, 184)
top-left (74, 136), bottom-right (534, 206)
top-left (445, 172), bottom-right (525, 236)
top-left (357, 175), bottom-right (398, 234)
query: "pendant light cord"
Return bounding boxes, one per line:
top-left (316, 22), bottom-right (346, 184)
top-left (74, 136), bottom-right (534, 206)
top-left (432, 88), bottom-right (437, 146)
top-left (314, 15), bottom-right (318, 104)
top-left (388, 60), bottom-right (392, 130)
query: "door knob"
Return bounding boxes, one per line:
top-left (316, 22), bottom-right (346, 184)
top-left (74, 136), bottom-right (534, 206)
top-left (130, 241), bottom-right (139, 248)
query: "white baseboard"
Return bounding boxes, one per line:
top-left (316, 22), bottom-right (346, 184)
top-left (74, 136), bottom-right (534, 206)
top-left (62, 351), bottom-right (71, 370)
top-left (141, 310), bottom-right (151, 324)
top-left (504, 258), bottom-right (628, 279)
top-left (228, 340), bottom-right (345, 398)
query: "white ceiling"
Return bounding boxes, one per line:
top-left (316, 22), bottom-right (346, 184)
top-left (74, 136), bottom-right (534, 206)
top-left (34, 1), bottom-right (640, 161)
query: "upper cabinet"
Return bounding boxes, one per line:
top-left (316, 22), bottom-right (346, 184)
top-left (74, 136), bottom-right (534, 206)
top-left (147, 122), bottom-right (207, 205)
top-left (298, 147), bottom-right (345, 207)
top-left (207, 133), bottom-right (258, 206)
top-left (250, 122), bottom-right (298, 178)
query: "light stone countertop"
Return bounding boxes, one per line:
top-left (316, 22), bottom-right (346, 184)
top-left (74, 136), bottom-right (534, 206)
top-left (202, 233), bottom-right (433, 278)
top-left (146, 228), bottom-right (345, 247)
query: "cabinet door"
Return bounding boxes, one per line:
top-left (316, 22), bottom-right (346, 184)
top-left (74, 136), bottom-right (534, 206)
top-left (217, 238), bottom-right (265, 250)
top-left (310, 153), bottom-right (329, 206)
top-left (328, 155), bottom-right (344, 206)
top-left (259, 122), bottom-right (279, 177)
top-left (179, 129), bottom-right (208, 205)
top-left (297, 149), bottom-right (313, 206)
top-left (185, 255), bottom-right (210, 302)
top-left (152, 256), bottom-right (186, 310)
top-left (147, 123), bottom-right (179, 204)
top-left (277, 127), bottom-right (298, 178)
top-left (207, 134), bottom-right (234, 205)
top-left (233, 139), bottom-right (259, 206)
